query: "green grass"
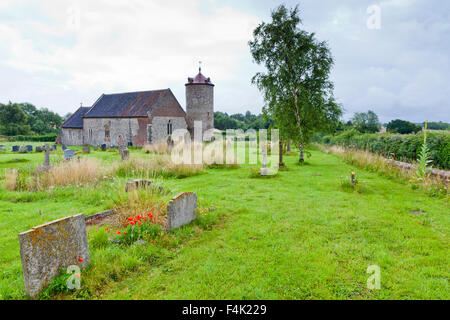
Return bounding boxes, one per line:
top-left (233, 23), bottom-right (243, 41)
top-left (0, 142), bottom-right (448, 299)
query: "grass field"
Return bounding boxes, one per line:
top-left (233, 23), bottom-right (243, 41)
top-left (0, 142), bottom-right (448, 299)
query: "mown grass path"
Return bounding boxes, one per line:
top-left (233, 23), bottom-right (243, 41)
top-left (98, 150), bottom-right (449, 299)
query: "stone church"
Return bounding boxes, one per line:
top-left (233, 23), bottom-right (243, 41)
top-left (59, 68), bottom-right (214, 146)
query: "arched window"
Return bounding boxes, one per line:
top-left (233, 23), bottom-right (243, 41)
top-left (167, 120), bottom-right (173, 135)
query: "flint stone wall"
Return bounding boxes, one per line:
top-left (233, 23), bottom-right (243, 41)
top-left (167, 192), bottom-right (197, 230)
top-left (18, 213), bottom-right (90, 298)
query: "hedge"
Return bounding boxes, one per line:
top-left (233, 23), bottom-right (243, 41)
top-left (317, 129), bottom-right (450, 170)
top-left (1, 134), bottom-right (58, 142)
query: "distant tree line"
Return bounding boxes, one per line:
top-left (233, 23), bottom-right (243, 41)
top-left (214, 111), bottom-right (272, 131)
top-left (0, 102), bottom-right (63, 136)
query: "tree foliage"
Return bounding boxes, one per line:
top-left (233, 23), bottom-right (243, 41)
top-left (0, 102), bottom-right (62, 136)
top-left (351, 110), bottom-right (381, 133)
top-left (386, 119), bottom-right (421, 134)
top-left (249, 4), bottom-right (342, 162)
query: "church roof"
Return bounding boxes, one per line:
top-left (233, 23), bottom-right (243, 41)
top-left (84, 89), bottom-right (184, 118)
top-left (186, 71), bottom-right (214, 86)
top-left (61, 106), bottom-right (91, 128)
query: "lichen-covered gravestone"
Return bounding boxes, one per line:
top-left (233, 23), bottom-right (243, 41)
top-left (167, 192), bottom-right (197, 230)
top-left (121, 149), bottom-right (130, 161)
top-left (64, 149), bottom-right (75, 160)
top-left (18, 213), bottom-right (90, 298)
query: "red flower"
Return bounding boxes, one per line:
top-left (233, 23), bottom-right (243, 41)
top-left (105, 227), bottom-right (108, 231)
top-left (130, 221), bottom-right (135, 225)
top-left (124, 232), bottom-right (127, 235)
top-left (138, 222), bottom-right (142, 226)
top-left (126, 222), bottom-right (130, 226)
top-left (117, 231), bottom-right (121, 235)
top-left (78, 258), bottom-right (84, 262)
top-left (128, 217), bottom-right (133, 221)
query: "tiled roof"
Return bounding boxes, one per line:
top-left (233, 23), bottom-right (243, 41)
top-left (84, 89), bottom-right (181, 118)
top-left (61, 107), bottom-right (91, 128)
top-left (186, 71), bottom-right (214, 86)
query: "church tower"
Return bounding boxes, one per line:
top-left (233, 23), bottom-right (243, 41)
top-left (185, 65), bottom-right (214, 140)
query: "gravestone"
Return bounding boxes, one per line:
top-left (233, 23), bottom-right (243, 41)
top-left (94, 146), bottom-right (98, 151)
top-left (62, 145), bottom-right (67, 151)
top-left (0, 145), bottom-right (4, 151)
top-left (52, 145), bottom-right (57, 150)
top-left (121, 149), bottom-right (130, 161)
top-left (18, 213), bottom-right (90, 298)
top-left (125, 179), bottom-right (152, 192)
top-left (26, 145), bottom-right (33, 152)
top-left (259, 152), bottom-right (269, 175)
top-left (167, 192), bottom-right (197, 230)
top-left (82, 146), bottom-right (90, 154)
top-left (35, 146), bottom-right (43, 152)
top-left (42, 144), bottom-right (52, 169)
top-left (12, 145), bottom-right (19, 152)
top-left (64, 149), bottom-right (75, 160)
top-left (19, 146), bottom-right (28, 153)
top-left (101, 144), bottom-right (107, 151)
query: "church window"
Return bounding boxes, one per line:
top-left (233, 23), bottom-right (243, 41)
top-left (167, 120), bottom-right (173, 135)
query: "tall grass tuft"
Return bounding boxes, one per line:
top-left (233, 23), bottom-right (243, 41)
top-left (4, 169), bottom-right (18, 191)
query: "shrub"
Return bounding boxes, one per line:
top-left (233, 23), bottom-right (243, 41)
top-left (320, 130), bottom-right (450, 170)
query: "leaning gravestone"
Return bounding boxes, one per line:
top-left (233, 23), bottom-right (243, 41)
top-left (12, 145), bottom-right (19, 152)
top-left (167, 192), bottom-right (198, 230)
top-left (64, 149), bottom-right (75, 161)
top-left (18, 213), bottom-right (90, 298)
top-left (121, 149), bottom-right (130, 161)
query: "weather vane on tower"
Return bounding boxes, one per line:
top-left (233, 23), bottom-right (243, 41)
top-left (199, 61), bottom-right (202, 73)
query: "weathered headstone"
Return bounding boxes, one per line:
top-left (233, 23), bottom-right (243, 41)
top-left (12, 145), bottom-right (19, 152)
top-left (121, 149), bottom-right (130, 161)
top-left (259, 152), bottom-right (269, 175)
top-left (94, 145), bottom-right (98, 151)
top-left (26, 145), bottom-right (33, 152)
top-left (82, 146), bottom-right (90, 154)
top-left (52, 145), bottom-right (57, 150)
top-left (101, 144), bottom-right (107, 151)
top-left (35, 146), bottom-right (43, 152)
top-left (167, 192), bottom-right (197, 230)
top-left (62, 145), bottom-right (67, 151)
top-left (18, 213), bottom-right (90, 298)
top-left (0, 145), bottom-right (4, 151)
top-left (64, 149), bottom-right (75, 160)
top-left (125, 179), bottom-right (152, 192)
top-left (18, 146), bottom-right (28, 153)
top-left (42, 144), bottom-right (52, 168)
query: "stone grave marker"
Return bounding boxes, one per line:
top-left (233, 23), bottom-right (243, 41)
top-left (125, 179), bottom-right (152, 192)
top-left (94, 145), bottom-right (98, 151)
top-left (64, 149), bottom-right (75, 160)
top-left (101, 144), bottom-right (107, 151)
top-left (167, 192), bottom-right (197, 230)
top-left (0, 145), bottom-right (4, 151)
top-left (19, 146), bottom-right (28, 153)
top-left (259, 151), bottom-right (269, 175)
top-left (12, 145), bottom-right (19, 152)
top-left (62, 145), bottom-right (67, 151)
top-left (121, 149), bottom-right (130, 161)
top-left (82, 146), bottom-right (90, 154)
top-left (52, 145), bottom-right (57, 150)
top-left (18, 213), bottom-right (90, 298)
top-left (26, 145), bottom-right (33, 152)
top-left (35, 146), bottom-right (43, 152)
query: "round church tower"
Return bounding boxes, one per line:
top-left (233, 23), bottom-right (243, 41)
top-left (185, 67), bottom-right (214, 140)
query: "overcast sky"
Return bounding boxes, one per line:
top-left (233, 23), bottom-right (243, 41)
top-left (0, 0), bottom-right (449, 123)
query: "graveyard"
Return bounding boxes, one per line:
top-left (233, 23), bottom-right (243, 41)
top-left (0, 141), bottom-right (448, 300)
